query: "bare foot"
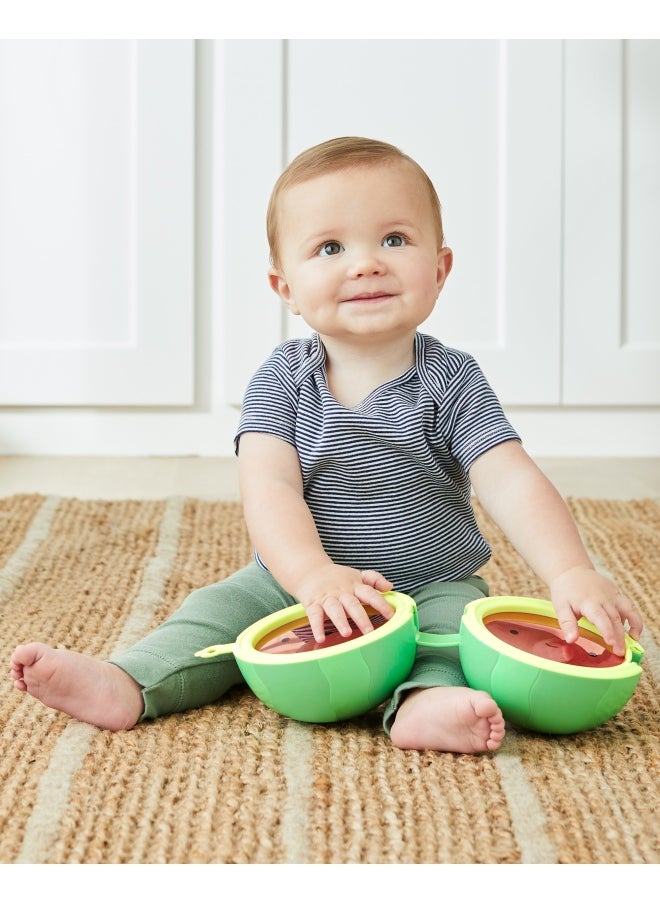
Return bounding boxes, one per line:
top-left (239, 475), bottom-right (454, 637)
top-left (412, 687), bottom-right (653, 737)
top-left (390, 686), bottom-right (506, 753)
top-left (10, 643), bottom-right (144, 731)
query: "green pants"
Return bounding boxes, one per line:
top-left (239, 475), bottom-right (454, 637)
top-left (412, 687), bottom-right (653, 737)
top-left (110, 562), bottom-right (488, 735)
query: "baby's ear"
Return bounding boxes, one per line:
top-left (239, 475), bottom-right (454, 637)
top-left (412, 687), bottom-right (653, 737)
top-left (268, 268), bottom-right (300, 315)
top-left (436, 247), bottom-right (453, 291)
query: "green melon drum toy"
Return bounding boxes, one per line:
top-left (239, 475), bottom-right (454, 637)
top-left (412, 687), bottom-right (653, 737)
top-left (195, 591), bottom-right (644, 734)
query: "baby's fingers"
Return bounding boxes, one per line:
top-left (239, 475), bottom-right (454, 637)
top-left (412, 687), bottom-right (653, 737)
top-left (622, 601), bottom-right (644, 641)
top-left (355, 581), bottom-right (396, 623)
top-left (305, 603), bottom-right (330, 643)
top-left (553, 602), bottom-right (580, 646)
top-left (583, 601), bottom-right (627, 655)
top-left (556, 597), bottom-right (629, 656)
top-left (337, 594), bottom-right (378, 636)
top-left (585, 590), bottom-right (642, 654)
top-left (360, 569), bottom-right (394, 592)
top-left (315, 596), bottom-right (369, 640)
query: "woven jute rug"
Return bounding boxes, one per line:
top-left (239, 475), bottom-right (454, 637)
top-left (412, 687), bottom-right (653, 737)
top-left (0, 493), bottom-right (658, 864)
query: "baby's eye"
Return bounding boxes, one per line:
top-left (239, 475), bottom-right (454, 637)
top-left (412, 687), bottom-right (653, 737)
top-left (383, 234), bottom-right (407, 248)
top-left (318, 241), bottom-right (343, 257)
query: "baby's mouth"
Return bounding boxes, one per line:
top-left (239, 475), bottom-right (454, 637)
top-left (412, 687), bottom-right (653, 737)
top-left (343, 292), bottom-right (393, 303)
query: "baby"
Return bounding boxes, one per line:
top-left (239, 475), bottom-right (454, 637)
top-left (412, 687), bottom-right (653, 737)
top-left (10, 137), bottom-right (643, 753)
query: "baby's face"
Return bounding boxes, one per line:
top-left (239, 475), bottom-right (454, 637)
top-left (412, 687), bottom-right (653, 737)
top-left (268, 161), bottom-right (452, 346)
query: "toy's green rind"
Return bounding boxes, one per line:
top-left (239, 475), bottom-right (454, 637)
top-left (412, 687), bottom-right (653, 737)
top-left (234, 592), bottom-right (419, 722)
top-left (459, 597), bottom-right (643, 733)
top-left (195, 591), bottom-right (644, 732)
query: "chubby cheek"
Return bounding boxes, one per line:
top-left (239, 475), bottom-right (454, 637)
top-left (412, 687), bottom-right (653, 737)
top-left (396, 248), bottom-right (437, 285)
top-left (292, 273), bottom-right (333, 311)
top-left (407, 264), bottom-right (442, 305)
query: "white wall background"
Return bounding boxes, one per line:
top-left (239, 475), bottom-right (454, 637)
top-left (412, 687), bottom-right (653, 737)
top-left (0, 38), bottom-right (658, 457)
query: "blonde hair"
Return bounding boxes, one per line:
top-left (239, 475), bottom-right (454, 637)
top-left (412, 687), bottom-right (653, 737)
top-left (266, 136), bottom-right (445, 268)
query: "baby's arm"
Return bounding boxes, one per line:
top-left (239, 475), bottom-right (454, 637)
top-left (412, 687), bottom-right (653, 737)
top-left (469, 441), bottom-right (643, 655)
top-left (238, 431), bottom-right (394, 641)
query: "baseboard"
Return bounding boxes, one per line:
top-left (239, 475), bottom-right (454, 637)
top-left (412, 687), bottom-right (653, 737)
top-left (0, 407), bottom-right (659, 457)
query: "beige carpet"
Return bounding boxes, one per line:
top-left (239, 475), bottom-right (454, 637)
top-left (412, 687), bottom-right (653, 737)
top-left (0, 494), bottom-right (658, 864)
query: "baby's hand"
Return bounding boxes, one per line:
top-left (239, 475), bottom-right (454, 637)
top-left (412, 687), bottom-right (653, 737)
top-left (550, 566), bottom-right (643, 656)
top-left (294, 565), bottom-right (395, 642)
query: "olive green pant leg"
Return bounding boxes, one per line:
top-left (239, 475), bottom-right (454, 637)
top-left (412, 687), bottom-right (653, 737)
top-left (381, 575), bottom-right (488, 736)
top-left (109, 563), bottom-right (297, 721)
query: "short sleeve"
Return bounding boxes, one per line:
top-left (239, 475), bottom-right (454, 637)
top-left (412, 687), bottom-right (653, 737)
top-left (415, 335), bottom-right (521, 472)
top-left (439, 353), bottom-right (521, 470)
top-left (234, 350), bottom-right (299, 454)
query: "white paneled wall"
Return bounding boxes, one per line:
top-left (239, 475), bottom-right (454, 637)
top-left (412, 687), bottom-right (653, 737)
top-left (563, 40), bottom-right (660, 404)
top-left (0, 39), bottom-right (658, 457)
top-left (0, 40), bottom-right (194, 405)
top-left (280, 40), bottom-right (563, 405)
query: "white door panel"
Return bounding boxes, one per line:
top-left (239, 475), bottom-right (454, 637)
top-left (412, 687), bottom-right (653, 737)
top-left (563, 40), bottom-right (660, 404)
top-left (282, 39), bottom-right (563, 404)
top-left (0, 40), bottom-right (194, 405)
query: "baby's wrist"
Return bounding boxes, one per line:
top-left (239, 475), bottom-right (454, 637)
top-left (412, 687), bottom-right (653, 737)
top-left (551, 562), bottom-right (596, 584)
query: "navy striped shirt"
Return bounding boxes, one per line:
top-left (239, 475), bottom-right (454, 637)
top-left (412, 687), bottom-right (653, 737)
top-left (235, 332), bottom-right (520, 593)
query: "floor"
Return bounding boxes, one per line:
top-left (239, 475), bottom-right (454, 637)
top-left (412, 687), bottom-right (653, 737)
top-left (0, 456), bottom-right (658, 500)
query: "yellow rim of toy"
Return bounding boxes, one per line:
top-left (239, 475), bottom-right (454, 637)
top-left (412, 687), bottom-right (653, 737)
top-left (465, 596), bottom-right (644, 678)
top-left (232, 590), bottom-right (416, 665)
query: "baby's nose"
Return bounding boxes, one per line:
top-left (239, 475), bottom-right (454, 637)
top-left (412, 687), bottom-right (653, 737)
top-left (347, 250), bottom-right (385, 278)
